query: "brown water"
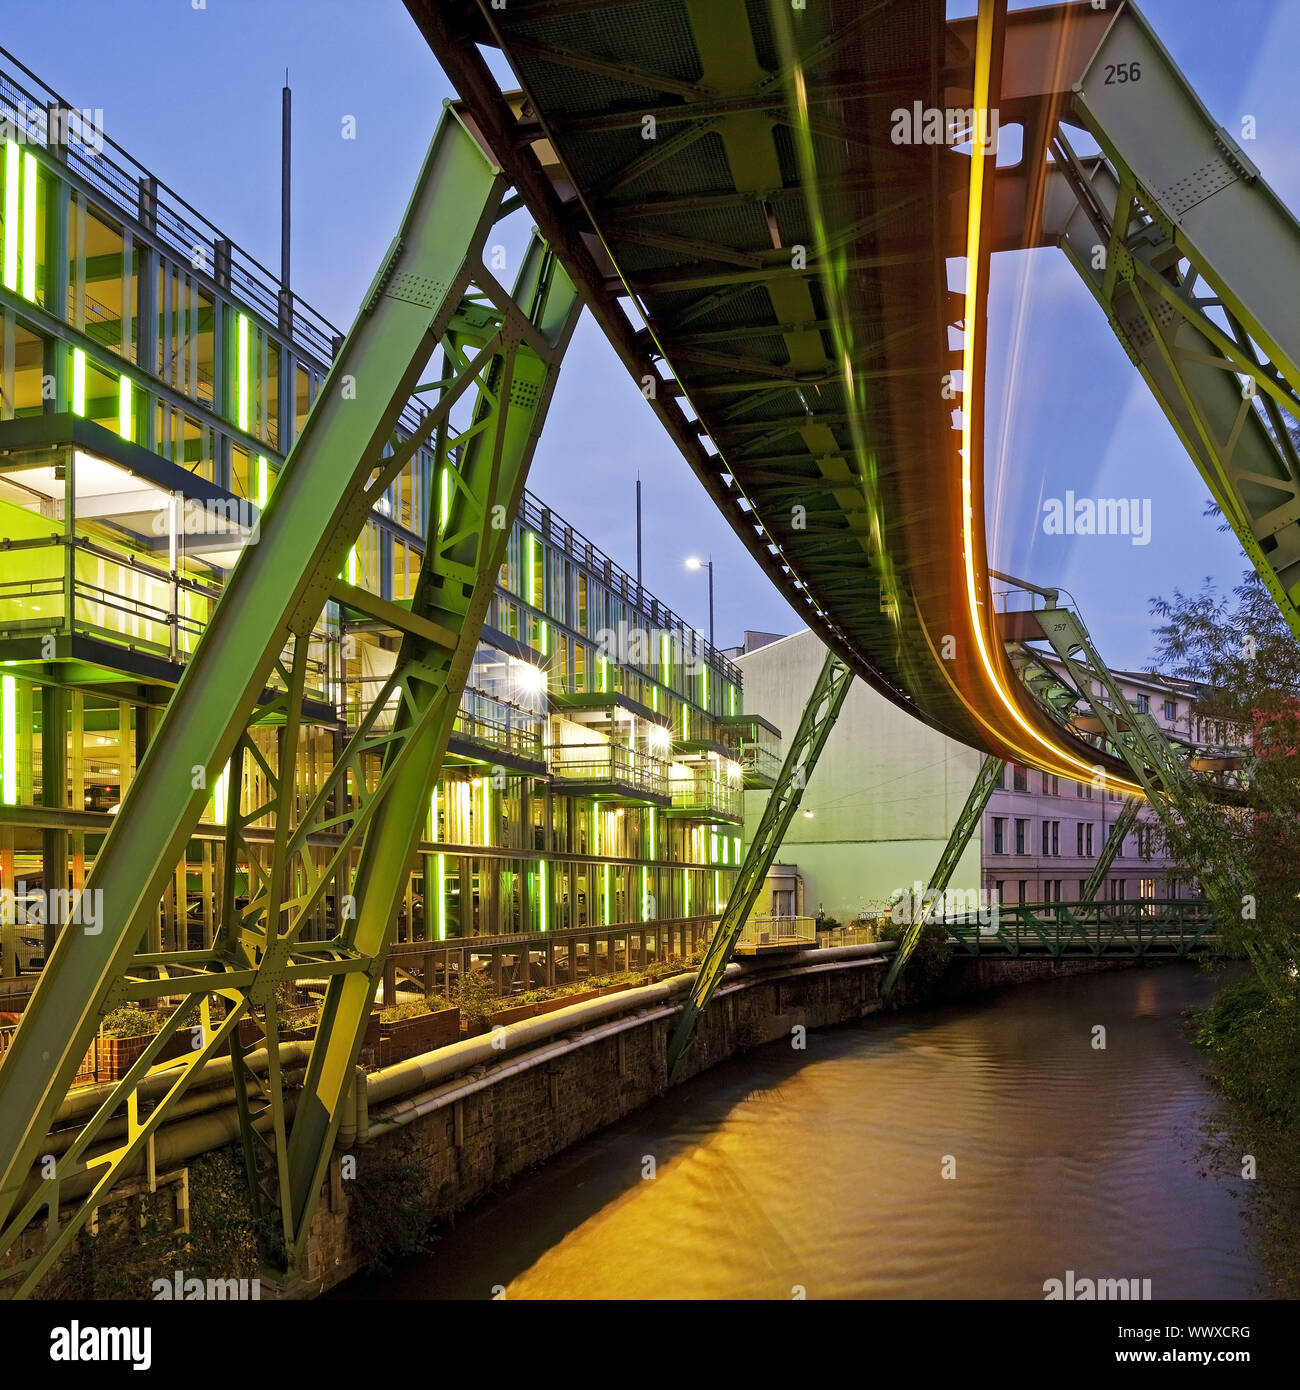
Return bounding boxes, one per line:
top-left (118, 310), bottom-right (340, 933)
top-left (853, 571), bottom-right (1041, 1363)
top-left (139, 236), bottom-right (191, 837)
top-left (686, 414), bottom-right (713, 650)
top-left (339, 963), bottom-right (1261, 1300)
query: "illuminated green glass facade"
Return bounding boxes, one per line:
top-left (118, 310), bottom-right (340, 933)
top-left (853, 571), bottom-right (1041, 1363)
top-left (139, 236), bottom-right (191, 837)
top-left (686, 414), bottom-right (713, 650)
top-left (0, 58), bottom-right (779, 967)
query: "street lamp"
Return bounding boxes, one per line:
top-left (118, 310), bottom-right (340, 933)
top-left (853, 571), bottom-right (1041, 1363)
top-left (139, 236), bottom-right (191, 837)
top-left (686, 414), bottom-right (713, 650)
top-left (685, 555), bottom-right (714, 648)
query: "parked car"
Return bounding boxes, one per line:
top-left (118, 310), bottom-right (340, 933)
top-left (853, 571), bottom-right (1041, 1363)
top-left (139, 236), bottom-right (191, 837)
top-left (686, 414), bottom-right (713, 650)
top-left (15, 935), bottom-right (43, 973)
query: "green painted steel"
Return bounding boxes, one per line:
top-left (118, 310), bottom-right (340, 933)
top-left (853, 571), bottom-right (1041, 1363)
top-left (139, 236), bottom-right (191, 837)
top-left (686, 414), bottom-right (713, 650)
top-left (666, 648), bottom-right (852, 1078)
top-left (1080, 797), bottom-right (1143, 905)
top-left (0, 108), bottom-right (579, 1295)
top-left (946, 898), bottom-right (1216, 957)
top-left (880, 752), bottom-right (1003, 1001)
top-left (1047, 0), bottom-right (1300, 638)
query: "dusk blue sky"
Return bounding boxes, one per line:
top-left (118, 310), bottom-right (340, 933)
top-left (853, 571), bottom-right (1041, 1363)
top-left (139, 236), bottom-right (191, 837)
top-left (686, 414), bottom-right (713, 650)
top-left (3, 0), bottom-right (1293, 667)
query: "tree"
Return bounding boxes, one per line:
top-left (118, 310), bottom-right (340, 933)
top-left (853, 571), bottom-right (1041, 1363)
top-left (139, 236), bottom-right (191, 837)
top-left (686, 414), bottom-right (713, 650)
top-left (1148, 557), bottom-right (1300, 991)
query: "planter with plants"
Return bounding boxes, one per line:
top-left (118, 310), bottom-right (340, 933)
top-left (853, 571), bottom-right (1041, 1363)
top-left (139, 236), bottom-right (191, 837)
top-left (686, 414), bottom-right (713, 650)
top-left (95, 1007), bottom-right (196, 1082)
top-left (378, 999), bottom-right (460, 1065)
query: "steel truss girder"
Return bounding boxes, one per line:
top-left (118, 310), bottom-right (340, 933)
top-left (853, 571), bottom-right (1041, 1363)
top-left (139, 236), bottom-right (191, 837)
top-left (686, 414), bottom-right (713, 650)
top-left (1043, 0), bottom-right (1300, 638)
top-left (1080, 796), bottom-right (1142, 905)
top-left (666, 649), bottom-right (852, 1078)
top-left (880, 752), bottom-right (1004, 1001)
top-left (1019, 600), bottom-right (1294, 979)
top-left (0, 109), bottom-right (580, 1296)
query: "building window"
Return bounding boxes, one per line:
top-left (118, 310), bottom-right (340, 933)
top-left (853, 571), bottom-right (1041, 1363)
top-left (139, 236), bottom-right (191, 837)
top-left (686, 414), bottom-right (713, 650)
top-left (1041, 820), bottom-right (1059, 856)
top-left (1078, 823), bottom-right (1094, 856)
top-left (1135, 693), bottom-right (1149, 714)
top-left (992, 817), bottom-right (1006, 854)
top-left (1051, 821), bottom-right (1059, 855)
top-left (1163, 698), bottom-right (1176, 721)
top-left (1078, 880), bottom-right (1088, 900)
top-left (1014, 818), bottom-right (1027, 855)
top-left (1017, 880), bottom-right (1027, 905)
top-left (994, 880), bottom-right (1004, 904)
top-left (1012, 765), bottom-right (1028, 792)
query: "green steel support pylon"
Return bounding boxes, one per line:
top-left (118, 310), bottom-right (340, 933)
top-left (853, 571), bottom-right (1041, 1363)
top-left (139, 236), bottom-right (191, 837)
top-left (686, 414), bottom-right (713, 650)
top-left (0, 107), bottom-right (580, 1296)
top-left (1046, 0), bottom-right (1300, 639)
top-left (666, 649), bottom-right (852, 1079)
top-left (1022, 595), bottom-right (1290, 980)
top-left (880, 752), bottom-right (1003, 1001)
top-left (1080, 796), bottom-right (1142, 904)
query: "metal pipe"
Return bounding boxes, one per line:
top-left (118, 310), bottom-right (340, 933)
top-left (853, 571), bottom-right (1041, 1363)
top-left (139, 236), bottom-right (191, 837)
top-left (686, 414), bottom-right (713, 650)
top-left (280, 75), bottom-right (291, 295)
top-left (51, 1041), bottom-right (314, 1126)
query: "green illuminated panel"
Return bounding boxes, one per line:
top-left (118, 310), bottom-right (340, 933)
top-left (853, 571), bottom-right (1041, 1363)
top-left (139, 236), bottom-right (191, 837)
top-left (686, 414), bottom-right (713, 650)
top-left (603, 862), bottom-right (611, 925)
top-left (683, 868), bottom-right (691, 916)
top-left (2, 142), bottom-right (17, 290)
top-left (436, 853), bottom-right (447, 940)
top-left (118, 375), bottom-right (132, 441)
top-left (538, 857), bottom-right (547, 932)
top-left (71, 349), bottom-right (86, 416)
top-left (236, 313), bottom-right (250, 432)
top-left (20, 151), bottom-right (37, 303)
top-left (1, 674), bottom-right (16, 805)
top-left (641, 865), bottom-right (649, 922)
top-left (257, 456), bottom-right (269, 509)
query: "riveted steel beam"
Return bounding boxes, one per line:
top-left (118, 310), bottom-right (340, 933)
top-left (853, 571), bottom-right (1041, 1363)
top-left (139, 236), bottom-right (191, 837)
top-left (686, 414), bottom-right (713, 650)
top-left (880, 752), bottom-right (1003, 1001)
top-left (0, 108), bottom-right (579, 1296)
top-left (667, 648), bottom-right (852, 1079)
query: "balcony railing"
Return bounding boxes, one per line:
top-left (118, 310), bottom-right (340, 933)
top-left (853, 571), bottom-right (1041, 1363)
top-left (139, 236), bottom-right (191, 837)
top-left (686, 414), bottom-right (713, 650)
top-left (671, 773), bottom-right (743, 820)
top-left (0, 534), bottom-right (336, 697)
top-left (547, 741), bottom-right (669, 797)
top-left (452, 689), bottom-right (545, 762)
top-left (737, 915), bottom-right (817, 950)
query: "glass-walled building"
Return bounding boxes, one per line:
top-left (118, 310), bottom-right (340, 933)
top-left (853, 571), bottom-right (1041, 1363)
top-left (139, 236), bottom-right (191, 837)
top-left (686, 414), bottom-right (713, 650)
top-left (0, 47), bottom-right (778, 970)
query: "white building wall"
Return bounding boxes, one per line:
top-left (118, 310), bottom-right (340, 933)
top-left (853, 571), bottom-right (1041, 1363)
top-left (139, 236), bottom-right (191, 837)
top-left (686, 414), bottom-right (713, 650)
top-left (736, 629), bottom-right (983, 925)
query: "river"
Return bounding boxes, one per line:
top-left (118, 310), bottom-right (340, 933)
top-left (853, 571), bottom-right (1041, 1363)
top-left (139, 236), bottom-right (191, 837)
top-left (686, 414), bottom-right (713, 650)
top-left (337, 962), bottom-right (1261, 1300)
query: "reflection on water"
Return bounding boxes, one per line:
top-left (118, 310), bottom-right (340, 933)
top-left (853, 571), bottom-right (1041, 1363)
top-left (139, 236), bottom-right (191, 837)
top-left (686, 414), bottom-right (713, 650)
top-left (337, 964), bottom-right (1260, 1300)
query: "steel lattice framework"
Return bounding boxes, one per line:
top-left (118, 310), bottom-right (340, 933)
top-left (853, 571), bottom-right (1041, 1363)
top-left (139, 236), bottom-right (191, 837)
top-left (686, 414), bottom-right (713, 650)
top-left (2, 0), bottom-right (1299, 1292)
top-left (0, 110), bottom-right (580, 1293)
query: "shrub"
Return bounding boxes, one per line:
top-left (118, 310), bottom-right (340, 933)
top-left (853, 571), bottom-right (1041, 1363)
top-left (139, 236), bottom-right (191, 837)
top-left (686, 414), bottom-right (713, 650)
top-left (874, 918), bottom-right (952, 991)
top-left (349, 1137), bottom-right (438, 1275)
top-left (455, 971), bottom-right (496, 1029)
top-left (98, 1006), bottom-right (168, 1039)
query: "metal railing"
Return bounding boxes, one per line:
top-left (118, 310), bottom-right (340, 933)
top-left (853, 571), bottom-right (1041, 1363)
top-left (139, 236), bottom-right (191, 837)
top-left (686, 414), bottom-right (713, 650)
top-left (944, 898), bottom-right (1217, 956)
top-left (0, 533), bottom-right (336, 697)
top-left (547, 741), bottom-right (669, 796)
top-left (515, 491), bottom-right (740, 686)
top-left (452, 689), bottom-right (545, 761)
top-left (737, 914), bottom-right (817, 949)
top-left (671, 773), bottom-right (743, 819)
